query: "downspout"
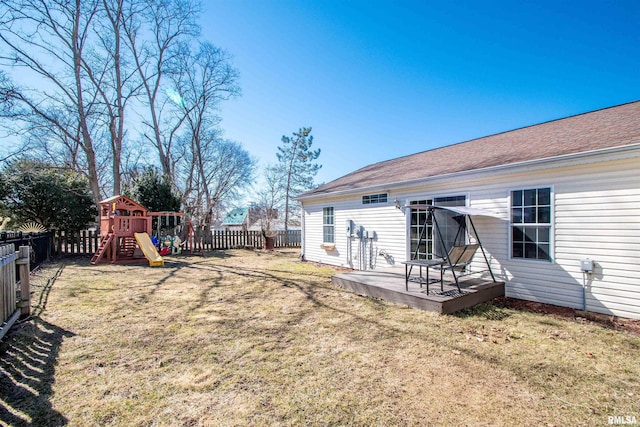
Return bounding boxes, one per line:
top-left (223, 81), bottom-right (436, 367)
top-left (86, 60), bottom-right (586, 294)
top-left (580, 259), bottom-right (594, 312)
top-left (582, 272), bottom-right (587, 311)
top-left (300, 202), bottom-right (305, 260)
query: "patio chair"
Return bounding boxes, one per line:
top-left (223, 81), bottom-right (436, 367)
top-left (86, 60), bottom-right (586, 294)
top-left (440, 243), bottom-right (480, 291)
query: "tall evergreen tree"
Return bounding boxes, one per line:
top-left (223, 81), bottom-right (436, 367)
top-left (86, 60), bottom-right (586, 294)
top-left (276, 127), bottom-right (321, 243)
top-left (123, 167), bottom-right (182, 233)
top-left (123, 167), bottom-right (182, 213)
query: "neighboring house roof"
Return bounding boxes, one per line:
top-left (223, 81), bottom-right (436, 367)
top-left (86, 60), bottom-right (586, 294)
top-left (300, 100), bottom-right (640, 199)
top-left (221, 208), bottom-right (248, 226)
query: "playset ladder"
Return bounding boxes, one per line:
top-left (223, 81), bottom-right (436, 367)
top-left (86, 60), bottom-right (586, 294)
top-left (90, 233), bottom-right (114, 265)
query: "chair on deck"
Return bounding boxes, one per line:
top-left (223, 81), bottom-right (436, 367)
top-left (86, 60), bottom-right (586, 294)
top-left (440, 243), bottom-right (480, 291)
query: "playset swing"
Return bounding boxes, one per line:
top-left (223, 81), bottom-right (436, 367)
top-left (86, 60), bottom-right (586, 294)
top-left (147, 211), bottom-right (204, 256)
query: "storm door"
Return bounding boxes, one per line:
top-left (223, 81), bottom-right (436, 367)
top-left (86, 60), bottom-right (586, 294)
top-left (409, 200), bottom-right (432, 260)
top-left (408, 196), bottom-right (467, 260)
top-left (432, 195), bottom-right (467, 257)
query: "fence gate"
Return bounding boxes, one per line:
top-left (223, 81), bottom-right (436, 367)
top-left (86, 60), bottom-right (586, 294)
top-left (1, 244), bottom-right (19, 336)
top-left (0, 244), bottom-right (30, 341)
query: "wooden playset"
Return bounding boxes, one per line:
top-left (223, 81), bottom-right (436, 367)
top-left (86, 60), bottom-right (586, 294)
top-left (90, 195), bottom-right (204, 266)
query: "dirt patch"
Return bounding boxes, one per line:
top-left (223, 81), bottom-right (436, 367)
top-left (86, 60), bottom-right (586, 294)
top-left (494, 297), bottom-right (640, 336)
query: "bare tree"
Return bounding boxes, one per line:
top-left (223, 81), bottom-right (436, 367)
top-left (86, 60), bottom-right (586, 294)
top-left (0, 0), bottom-right (199, 203)
top-left (170, 41), bottom-right (245, 226)
top-left (0, 70), bottom-right (27, 162)
top-left (177, 132), bottom-right (255, 228)
top-left (0, 70), bottom-right (15, 119)
top-left (0, 0), bottom-right (107, 205)
top-left (0, 0), bottom-right (248, 215)
top-left (252, 164), bottom-right (286, 236)
top-left (124, 0), bottom-right (200, 183)
top-left (86, 0), bottom-right (144, 195)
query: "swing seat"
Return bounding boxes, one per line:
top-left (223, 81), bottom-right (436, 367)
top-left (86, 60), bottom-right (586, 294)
top-left (440, 244), bottom-right (480, 274)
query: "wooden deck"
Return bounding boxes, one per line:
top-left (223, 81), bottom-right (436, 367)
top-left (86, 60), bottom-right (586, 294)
top-left (332, 268), bottom-right (504, 314)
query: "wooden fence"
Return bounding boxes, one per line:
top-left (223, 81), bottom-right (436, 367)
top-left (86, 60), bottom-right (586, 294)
top-left (52, 229), bottom-right (301, 256)
top-left (0, 231), bottom-right (50, 268)
top-left (0, 244), bottom-right (30, 341)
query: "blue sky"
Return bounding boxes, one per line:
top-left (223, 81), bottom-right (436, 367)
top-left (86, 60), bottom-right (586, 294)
top-left (201, 0), bottom-right (640, 185)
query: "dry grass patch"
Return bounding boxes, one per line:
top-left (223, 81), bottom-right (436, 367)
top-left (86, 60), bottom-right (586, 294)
top-left (1, 249), bottom-right (639, 426)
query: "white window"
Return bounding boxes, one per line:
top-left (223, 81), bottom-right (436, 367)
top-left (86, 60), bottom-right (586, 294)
top-left (511, 188), bottom-right (552, 261)
top-left (323, 207), bottom-right (334, 243)
top-left (362, 193), bottom-right (388, 205)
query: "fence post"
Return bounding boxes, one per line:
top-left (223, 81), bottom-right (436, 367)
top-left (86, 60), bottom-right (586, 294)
top-left (17, 246), bottom-right (30, 316)
top-left (46, 231), bottom-right (52, 260)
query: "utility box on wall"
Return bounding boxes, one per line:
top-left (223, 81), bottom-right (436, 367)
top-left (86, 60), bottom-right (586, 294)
top-left (580, 259), bottom-right (594, 273)
top-left (345, 220), bottom-right (355, 237)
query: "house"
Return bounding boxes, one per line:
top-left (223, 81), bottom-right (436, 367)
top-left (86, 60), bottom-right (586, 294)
top-left (298, 101), bottom-right (640, 319)
top-left (246, 211), bottom-right (302, 233)
top-left (221, 206), bottom-right (291, 232)
top-left (221, 207), bottom-right (250, 231)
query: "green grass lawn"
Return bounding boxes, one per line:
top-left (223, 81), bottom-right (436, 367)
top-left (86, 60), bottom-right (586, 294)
top-left (1, 249), bottom-right (638, 426)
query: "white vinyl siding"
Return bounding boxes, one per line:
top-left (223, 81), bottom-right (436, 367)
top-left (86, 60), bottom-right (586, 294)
top-left (301, 154), bottom-right (640, 319)
top-left (303, 198), bottom-right (407, 269)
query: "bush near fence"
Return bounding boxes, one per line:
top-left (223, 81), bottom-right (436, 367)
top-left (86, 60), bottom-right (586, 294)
top-left (52, 229), bottom-right (301, 256)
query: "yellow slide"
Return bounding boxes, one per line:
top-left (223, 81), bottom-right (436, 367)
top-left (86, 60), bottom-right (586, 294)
top-left (134, 232), bottom-right (164, 267)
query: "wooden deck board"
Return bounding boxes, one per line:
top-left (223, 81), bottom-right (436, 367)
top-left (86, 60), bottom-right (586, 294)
top-left (332, 269), bottom-right (504, 314)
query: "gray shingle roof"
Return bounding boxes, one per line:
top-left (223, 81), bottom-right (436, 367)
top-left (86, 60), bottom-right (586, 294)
top-left (301, 100), bottom-right (640, 199)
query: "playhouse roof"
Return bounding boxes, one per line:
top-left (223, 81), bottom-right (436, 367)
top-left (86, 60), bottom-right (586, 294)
top-left (299, 100), bottom-right (640, 199)
top-left (99, 195), bottom-right (148, 212)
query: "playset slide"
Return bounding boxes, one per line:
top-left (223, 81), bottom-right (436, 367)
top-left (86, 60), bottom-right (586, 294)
top-left (134, 232), bottom-right (164, 267)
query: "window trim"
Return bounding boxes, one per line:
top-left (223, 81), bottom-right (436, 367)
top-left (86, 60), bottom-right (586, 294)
top-left (362, 192), bottom-right (389, 205)
top-left (322, 207), bottom-right (335, 244)
top-left (509, 186), bottom-right (554, 263)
